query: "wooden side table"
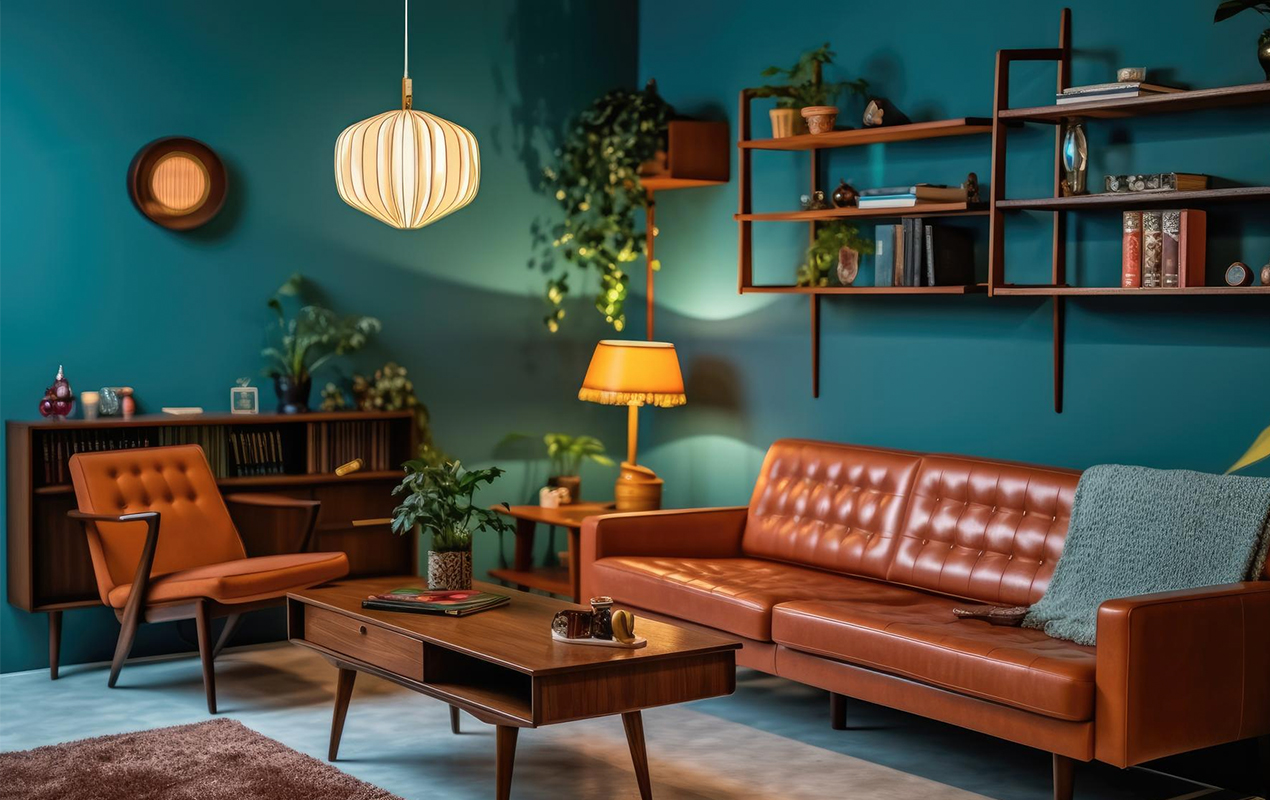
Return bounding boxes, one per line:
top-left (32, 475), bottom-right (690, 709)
top-left (490, 502), bottom-right (613, 602)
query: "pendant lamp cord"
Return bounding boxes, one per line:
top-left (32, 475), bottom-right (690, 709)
top-left (403, 0), bottom-right (409, 78)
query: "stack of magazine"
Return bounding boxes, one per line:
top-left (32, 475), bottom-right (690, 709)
top-left (362, 587), bottom-right (509, 616)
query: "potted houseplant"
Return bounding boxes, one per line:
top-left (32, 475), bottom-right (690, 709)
top-left (262, 273), bottom-right (381, 413)
top-left (796, 220), bottom-right (874, 287)
top-left (1214, 1), bottom-right (1270, 79)
top-left (391, 460), bottom-right (514, 590)
top-left (754, 44), bottom-right (868, 138)
top-left (544, 433), bottom-right (614, 504)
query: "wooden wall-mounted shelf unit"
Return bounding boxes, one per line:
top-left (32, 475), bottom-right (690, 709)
top-left (7, 410), bottom-right (418, 678)
top-left (737, 7), bottom-right (1268, 405)
top-left (987, 8), bottom-right (1270, 412)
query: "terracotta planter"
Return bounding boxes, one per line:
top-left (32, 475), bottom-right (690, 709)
top-left (427, 550), bottom-right (472, 590)
top-left (548, 474), bottom-right (581, 504)
top-left (800, 106), bottom-right (839, 135)
top-left (768, 108), bottom-right (806, 139)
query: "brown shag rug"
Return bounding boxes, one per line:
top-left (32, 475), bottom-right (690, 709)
top-left (0, 718), bottom-right (402, 800)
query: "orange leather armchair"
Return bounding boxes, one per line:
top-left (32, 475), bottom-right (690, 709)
top-left (68, 445), bottom-right (350, 712)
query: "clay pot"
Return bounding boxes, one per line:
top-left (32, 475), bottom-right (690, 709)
top-left (800, 106), bottom-right (839, 135)
top-left (427, 550), bottom-right (472, 591)
top-left (768, 108), bottom-right (805, 138)
top-left (548, 474), bottom-right (581, 505)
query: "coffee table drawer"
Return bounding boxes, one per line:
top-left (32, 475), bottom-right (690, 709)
top-left (305, 605), bottom-right (424, 681)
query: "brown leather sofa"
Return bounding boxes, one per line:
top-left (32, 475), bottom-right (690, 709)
top-left (579, 439), bottom-right (1270, 800)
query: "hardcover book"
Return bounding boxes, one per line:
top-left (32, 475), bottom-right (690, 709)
top-left (1122, 211), bottom-right (1142, 288)
top-left (1162, 210), bottom-right (1180, 288)
top-left (361, 588), bottom-right (510, 616)
top-left (1141, 211), bottom-right (1163, 288)
top-left (874, 225), bottom-right (896, 287)
top-left (1178, 209), bottom-right (1207, 288)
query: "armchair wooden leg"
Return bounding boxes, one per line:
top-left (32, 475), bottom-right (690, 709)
top-left (450, 705), bottom-right (461, 734)
top-left (211, 613), bottom-right (243, 660)
top-left (194, 600), bottom-right (217, 714)
top-left (1257, 735), bottom-right (1268, 800)
top-left (49, 611), bottom-right (62, 680)
top-left (830, 692), bottom-right (847, 730)
top-left (108, 604), bottom-right (144, 688)
top-left (1052, 753), bottom-right (1074, 800)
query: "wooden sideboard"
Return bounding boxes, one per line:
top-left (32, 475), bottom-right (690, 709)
top-left (6, 410), bottom-right (418, 678)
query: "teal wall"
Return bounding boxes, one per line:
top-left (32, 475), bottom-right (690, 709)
top-left (0, 0), bottom-right (636, 673)
top-left (2, 0), bottom-right (1268, 676)
top-left (635, 0), bottom-right (1270, 510)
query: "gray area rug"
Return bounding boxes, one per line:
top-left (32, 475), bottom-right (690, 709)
top-left (0, 717), bottom-right (401, 800)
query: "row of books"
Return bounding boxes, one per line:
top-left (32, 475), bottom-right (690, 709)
top-left (306, 421), bottom-right (395, 474)
top-left (1056, 80), bottom-right (1181, 105)
top-left (1122, 210), bottom-right (1206, 289)
top-left (39, 430), bottom-right (155, 485)
top-left (873, 220), bottom-right (975, 287)
top-left (227, 428), bottom-right (287, 476)
top-left (858, 184), bottom-right (968, 210)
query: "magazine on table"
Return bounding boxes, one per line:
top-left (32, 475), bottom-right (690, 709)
top-left (361, 587), bottom-right (509, 616)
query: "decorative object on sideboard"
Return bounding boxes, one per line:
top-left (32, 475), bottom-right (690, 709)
top-left (802, 190), bottom-right (831, 211)
top-left (578, 340), bottom-right (686, 512)
top-left (962, 172), bottom-right (982, 204)
top-left (80, 390), bottom-right (99, 421)
top-left (753, 43), bottom-right (868, 138)
top-left (861, 97), bottom-right (911, 127)
top-left (1060, 120), bottom-right (1088, 196)
top-left (97, 386), bottom-right (120, 416)
top-left (836, 246), bottom-right (861, 286)
top-left (390, 459), bottom-right (514, 591)
top-left (538, 485), bottom-right (569, 509)
top-left (37, 365), bottom-right (74, 419)
top-left (1225, 260), bottom-right (1254, 286)
top-left (1105, 172), bottom-right (1210, 193)
top-left (335, 458), bottom-right (364, 477)
top-left (230, 377), bottom-right (259, 415)
top-left (334, 0), bottom-right (479, 228)
top-left (1056, 73), bottom-right (1182, 105)
top-left (118, 387), bottom-right (136, 419)
top-left (1117, 67), bottom-right (1147, 82)
top-left (323, 362), bottom-right (445, 466)
top-left (128, 137), bottom-right (227, 230)
top-left (831, 179), bottom-right (859, 208)
top-left (161, 407), bottom-right (204, 416)
top-left (1212, 0), bottom-right (1270, 80)
top-left (263, 273), bottom-right (380, 415)
top-left (796, 220), bottom-right (873, 287)
top-left (1261, 261), bottom-right (1270, 285)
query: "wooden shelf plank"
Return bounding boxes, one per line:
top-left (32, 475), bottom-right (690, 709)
top-left (997, 186), bottom-right (1270, 211)
top-left (996, 285), bottom-right (1270, 296)
top-left (741, 284), bottom-right (987, 295)
top-left (488, 566), bottom-right (572, 598)
top-left (737, 202), bottom-right (987, 222)
top-left (641, 177), bottom-right (727, 191)
top-left (33, 470), bottom-right (405, 495)
top-left (1000, 82), bottom-right (1270, 122)
top-left (741, 117), bottom-right (993, 150)
top-left (9, 410), bottom-right (414, 431)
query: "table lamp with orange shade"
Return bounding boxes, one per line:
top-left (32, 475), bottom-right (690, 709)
top-left (578, 340), bottom-right (686, 511)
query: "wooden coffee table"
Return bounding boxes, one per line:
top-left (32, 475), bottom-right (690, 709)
top-left (287, 578), bottom-right (739, 799)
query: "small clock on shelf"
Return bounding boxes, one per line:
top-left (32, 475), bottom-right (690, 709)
top-left (1224, 261), bottom-right (1253, 287)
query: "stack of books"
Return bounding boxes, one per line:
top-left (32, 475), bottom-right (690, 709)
top-left (873, 220), bottom-right (975, 287)
top-left (1056, 81), bottom-right (1181, 105)
top-left (858, 184), bottom-right (968, 209)
top-left (1121, 210), bottom-right (1206, 288)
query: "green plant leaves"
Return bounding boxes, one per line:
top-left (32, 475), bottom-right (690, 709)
top-left (261, 273), bottom-right (381, 380)
top-left (390, 460), bottom-right (515, 551)
top-left (796, 221), bottom-right (875, 287)
top-left (754, 43), bottom-right (869, 110)
top-left (1214, 0), bottom-right (1270, 23)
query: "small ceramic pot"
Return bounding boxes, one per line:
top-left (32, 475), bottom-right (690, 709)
top-left (427, 550), bottom-right (472, 591)
top-left (768, 108), bottom-right (805, 138)
top-left (274, 374), bottom-right (311, 414)
top-left (548, 475), bottom-right (581, 504)
top-left (1260, 29), bottom-right (1270, 81)
top-left (800, 105), bottom-right (839, 135)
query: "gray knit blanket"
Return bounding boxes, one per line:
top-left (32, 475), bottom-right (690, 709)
top-left (1024, 464), bottom-right (1270, 646)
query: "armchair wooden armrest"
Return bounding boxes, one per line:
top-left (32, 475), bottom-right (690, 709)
top-left (223, 493), bottom-right (321, 553)
top-left (1094, 581), bottom-right (1270, 768)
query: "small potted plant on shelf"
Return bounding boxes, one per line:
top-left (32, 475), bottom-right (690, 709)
top-left (262, 273), bottom-right (381, 414)
top-left (391, 460), bottom-right (514, 590)
top-left (754, 44), bottom-right (868, 138)
top-left (796, 221), bottom-right (874, 287)
top-left (1214, 1), bottom-right (1270, 79)
top-left (544, 433), bottom-right (614, 504)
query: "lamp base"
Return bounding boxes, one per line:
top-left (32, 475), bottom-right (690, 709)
top-left (614, 462), bottom-right (663, 512)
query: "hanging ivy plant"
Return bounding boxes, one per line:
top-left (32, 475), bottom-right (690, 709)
top-left (538, 81), bottom-right (673, 332)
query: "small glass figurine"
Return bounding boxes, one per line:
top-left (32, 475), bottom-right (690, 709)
top-left (38, 365), bottom-right (75, 419)
top-left (97, 386), bottom-right (121, 416)
top-left (1061, 121), bottom-right (1088, 196)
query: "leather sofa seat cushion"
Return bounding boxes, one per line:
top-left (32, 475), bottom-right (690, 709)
top-left (591, 556), bottom-right (921, 641)
top-left (107, 551), bottom-right (350, 609)
top-left (772, 596), bottom-right (1095, 721)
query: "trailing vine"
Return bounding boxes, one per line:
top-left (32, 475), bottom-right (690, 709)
top-left (538, 81), bottom-right (673, 332)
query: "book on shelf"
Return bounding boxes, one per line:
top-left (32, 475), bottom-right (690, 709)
top-left (361, 587), bottom-right (509, 617)
top-left (1055, 81), bottom-right (1182, 104)
top-left (893, 223), bottom-right (905, 285)
top-left (1122, 209), bottom-right (1205, 289)
top-left (924, 225), bottom-right (975, 286)
top-left (874, 225), bottom-right (897, 287)
top-left (858, 184), bottom-right (968, 209)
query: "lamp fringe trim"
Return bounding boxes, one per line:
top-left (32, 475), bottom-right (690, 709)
top-left (577, 389), bottom-right (686, 408)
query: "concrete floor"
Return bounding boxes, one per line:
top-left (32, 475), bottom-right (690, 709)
top-left (0, 642), bottom-right (1250, 800)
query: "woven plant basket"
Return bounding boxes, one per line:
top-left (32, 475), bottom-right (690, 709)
top-left (427, 550), bottom-right (472, 590)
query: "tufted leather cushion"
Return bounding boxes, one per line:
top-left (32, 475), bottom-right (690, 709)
top-left (887, 455), bottom-right (1079, 606)
top-left (590, 556), bottom-right (919, 641)
top-left (744, 440), bottom-right (922, 580)
top-left (772, 595), bottom-right (1096, 721)
top-left (106, 551), bottom-right (350, 609)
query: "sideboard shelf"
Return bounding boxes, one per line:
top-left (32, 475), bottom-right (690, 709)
top-left (740, 117), bottom-right (993, 150)
top-left (742, 284), bottom-right (987, 295)
top-left (998, 186), bottom-right (1270, 211)
top-left (737, 202), bottom-right (987, 222)
top-left (1000, 81), bottom-right (1270, 122)
top-left (996, 285), bottom-right (1270, 297)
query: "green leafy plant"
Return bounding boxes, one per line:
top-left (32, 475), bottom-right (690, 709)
top-left (1214, 1), bottom-right (1270, 22)
top-left (321, 362), bottom-right (445, 466)
top-left (262, 273), bottom-right (381, 382)
top-left (500, 432), bottom-right (614, 477)
top-left (390, 460), bottom-right (514, 552)
top-left (753, 44), bottom-right (868, 109)
top-left (538, 81), bottom-right (674, 332)
top-left (795, 221), bottom-right (874, 287)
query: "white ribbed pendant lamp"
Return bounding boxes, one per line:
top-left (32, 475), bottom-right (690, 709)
top-left (334, 0), bottom-right (480, 229)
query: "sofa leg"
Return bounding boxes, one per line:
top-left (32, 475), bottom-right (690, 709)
top-left (1052, 753), bottom-right (1074, 800)
top-left (1258, 735), bottom-right (1268, 800)
top-left (830, 692), bottom-right (847, 730)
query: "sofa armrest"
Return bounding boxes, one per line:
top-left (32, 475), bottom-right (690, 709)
top-left (1094, 581), bottom-right (1270, 768)
top-left (579, 507), bottom-right (748, 599)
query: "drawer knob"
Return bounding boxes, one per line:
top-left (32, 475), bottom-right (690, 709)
top-left (359, 625), bottom-right (367, 635)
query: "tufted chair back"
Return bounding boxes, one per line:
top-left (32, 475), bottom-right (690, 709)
top-left (886, 455), bottom-right (1080, 606)
top-left (69, 445), bottom-right (247, 606)
top-left (744, 439), bottom-right (922, 580)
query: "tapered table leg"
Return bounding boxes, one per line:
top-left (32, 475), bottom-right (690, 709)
top-left (329, 668), bottom-right (357, 761)
top-left (48, 611), bottom-right (62, 680)
top-left (830, 692), bottom-right (847, 730)
top-left (449, 705), bottom-right (461, 734)
top-left (622, 710), bottom-right (653, 800)
top-left (496, 725), bottom-right (519, 800)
